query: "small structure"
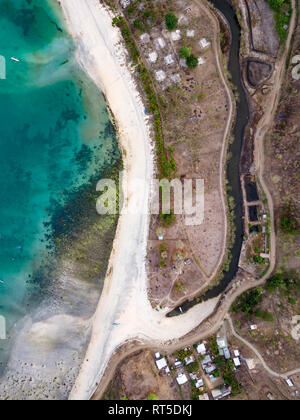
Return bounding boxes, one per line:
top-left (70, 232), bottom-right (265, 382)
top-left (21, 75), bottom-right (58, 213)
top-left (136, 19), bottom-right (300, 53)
top-left (199, 38), bottom-right (211, 49)
top-left (197, 343), bottom-right (206, 355)
top-left (234, 350), bottom-right (240, 357)
top-left (171, 30), bottom-right (181, 41)
top-left (179, 58), bottom-right (187, 68)
top-left (184, 355), bottom-right (195, 365)
top-left (286, 379), bottom-right (294, 388)
top-left (201, 354), bottom-right (212, 365)
top-left (149, 52), bottom-right (158, 63)
top-left (155, 37), bottom-right (166, 49)
top-left (164, 54), bottom-right (175, 65)
top-left (245, 358), bottom-right (256, 370)
top-left (156, 357), bottom-right (167, 370)
top-left (198, 57), bottom-right (205, 66)
top-left (170, 73), bottom-right (181, 84)
top-left (250, 324), bottom-right (258, 330)
top-left (184, 259), bottom-right (192, 266)
top-left (195, 379), bottom-right (204, 388)
top-left (120, 0), bottom-right (131, 8)
top-left (223, 347), bottom-right (230, 360)
top-left (176, 373), bottom-right (188, 385)
top-left (174, 361), bottom-right (183, 368)
top-left (217, 337), bottom-right (226, 349)
top-left (205, 364), bottom-right (216, 374)
top-left (199, 393), bottom-right (210, 400)
top-left (140, 33), bottom-right (150, 44)
top-left (155, 352), bottom-right (161, 359)
top-left (260, 253), bottom-right (270, 260)
top-left (212, 386), bottom-right (231, 400)
top-left (233, 357), bottom-right (241, 367)
top-left (187, 29), bottom-right (195, 38)
top-left (155, 70), bottom-right (166, 82)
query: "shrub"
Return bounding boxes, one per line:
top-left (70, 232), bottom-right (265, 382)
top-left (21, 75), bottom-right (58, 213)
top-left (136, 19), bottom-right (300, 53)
top-left (186, 54), bottom-right (199, 68)
top-left (165, 13), bottom-right (178, 30)
top-left (255, 309), bottom-right (275, 322)
top-left (148, 393), bottom-right (159, 400)
top-left (179, 46), bottom-right (192, 59)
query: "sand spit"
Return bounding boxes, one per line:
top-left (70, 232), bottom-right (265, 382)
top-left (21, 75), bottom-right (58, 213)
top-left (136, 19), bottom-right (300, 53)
top-left (59, 0), bottom-right (219, 400)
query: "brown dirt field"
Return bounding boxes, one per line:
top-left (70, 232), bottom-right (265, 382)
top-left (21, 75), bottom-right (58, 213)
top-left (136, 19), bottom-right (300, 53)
top-left (125, 0), bottom-right (231, 308)
top-left (263, 3), bottom-right (300, 273)
top-left (102, 350), bottom-right (182, 400)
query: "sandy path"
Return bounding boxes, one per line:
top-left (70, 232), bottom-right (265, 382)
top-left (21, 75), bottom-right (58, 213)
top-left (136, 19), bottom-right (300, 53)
top-left (58, 0), bottom-right (219, 401)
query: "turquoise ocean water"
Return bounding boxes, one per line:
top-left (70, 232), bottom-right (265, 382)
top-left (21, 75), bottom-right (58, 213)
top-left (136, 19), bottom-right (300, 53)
top-left (0, 0), bottom-right (120, 341)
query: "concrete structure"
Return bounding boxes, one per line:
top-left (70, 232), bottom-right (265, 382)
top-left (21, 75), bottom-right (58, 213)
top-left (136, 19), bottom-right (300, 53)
top-left (170, 73), bottom-right (181, 84)
top-left (234, 350), bottom-right (240, 357)
top-left (155, 37), bottom-right (166, 49)
top-left (155, 70), bottom-right (166, 82)
top-left (196, 379), bottom-right (204, 388)
top-left (187, 29), bottom-right (195, 38)
top-left (199, 393), bottom-right (210, 400)
top-left (233, 357), bottom-right (241, 367)
top-left (176, 373), bottom-right (188, 385)
top-left (156, 357), bottom-right (167, 370)
top-left (212, 386), bottom-right (231, 400)
top-left (140, 33), bottom-right (150, 44)
top-left (149, 52), bottom-right (158, 63)
top-left (155, 352), bottom-right (161, 359)
top-left (171, 30), bottom-right (181, 41)
top-left (198, 57), bottom-right (205, 65)
top-left (199, 38), bottom-right (210, 49)
top-left (245, 359), bottom-right (256, 370)
top-left (120, 0), bottom-right (131, 8)
top-left (184, 355), bottom-right (195, 365)
top-left (197, 343), bottom-right (206, 355)
top-left (164, 54), bottom-right (175, 65)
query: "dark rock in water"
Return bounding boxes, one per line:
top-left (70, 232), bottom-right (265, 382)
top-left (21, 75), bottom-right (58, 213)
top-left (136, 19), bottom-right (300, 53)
top-left (247, 60), bottom-right (273, 88)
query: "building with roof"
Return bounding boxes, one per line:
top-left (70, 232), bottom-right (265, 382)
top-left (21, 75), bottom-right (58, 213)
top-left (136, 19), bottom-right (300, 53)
top-left (223, 347), bottom-right (230, 360)
top-left (156, 357), bottom-right (167, 370)
top-left (199, 393), bottom-right (210, 401)
top-left (286, 379), bottom-right (294, 387)
top-left (176, 373), bottom-right (188, 385)
top-left (234, 350), bottom-right (240, 357)
top-left (155, 352), bottom-right (161, 359)
top-left (184, 355), bottom-right (195, 365)
top-left (201, 354), bottom-right (212, 366)
top-left (197, 343), bottom-right (206, 355)
top-left (212, 386), bottom-right (231, 400)
top-left (196, 379), bottom-right (204, 388)
top-left (233, 357), bottom-right (241, 367)
top-left (199, 38), bottom-right (210, 49)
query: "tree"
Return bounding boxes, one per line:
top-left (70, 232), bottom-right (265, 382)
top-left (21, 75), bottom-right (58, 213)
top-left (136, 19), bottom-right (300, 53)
top-left (165, 13), bottom-right (178, 30)
top-left (179, 46), bottom-right (192, 59)
top-left (186, 54), bottom-right (198, 68)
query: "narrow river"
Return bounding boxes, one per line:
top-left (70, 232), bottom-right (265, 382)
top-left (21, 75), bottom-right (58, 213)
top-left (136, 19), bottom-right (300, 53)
top-left (168, 0), bottom-right (250, 316)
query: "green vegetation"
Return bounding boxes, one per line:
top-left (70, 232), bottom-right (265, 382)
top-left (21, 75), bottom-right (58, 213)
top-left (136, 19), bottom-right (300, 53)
top-left (179, 46), bottom-right (192, 59)
top-left (280, 215), bottom-right (297, 235)
top-left (148, 393), bottom-right (159, 400)
top-left (112, 16), bottom-right (176, 178)
top-left (209, 337), bottom-right (219, 357)
top-left (267, 0), bottom-right (292, 43)
top-left (265, 270), bottom-right (300, 297)
top-left (160, 210), bottom-right (176, 227)
top-left (186, 54), bottom-right (199, 68)
top-left (232, 288), bottom-right (263, 314)
top-left (177, 348), bottom-right (193, 361)
top-left (255, 309), bottom-right (275, 322)
top-left (165, 13), bottom-right (178, 30)
top-left (253, 255), bottom-right (266, 264)
top-left (215, 357), bottom-right (240, 396)
top-left (185, 361), bottom-right (200, 374)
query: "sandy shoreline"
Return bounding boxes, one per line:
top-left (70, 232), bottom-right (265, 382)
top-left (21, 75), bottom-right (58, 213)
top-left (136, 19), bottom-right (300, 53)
top-left (59, 0), bottom-right (219, 400)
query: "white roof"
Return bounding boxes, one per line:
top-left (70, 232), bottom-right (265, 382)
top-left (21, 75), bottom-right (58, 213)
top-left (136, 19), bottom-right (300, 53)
top-left (155, 37), bottom-right (166, 49)
top-left (156, 357), bottom-right (167, 370)
top-left (155, 70), bottom-right (166, 82)
top-left (198, 57), bottom-right (205, 66)
top-left (250, 324), bottom-right (258, 330)
top-left (176, 373), bottom-right (188, 385)
top-left (233, 357), bottom-right (241, 367)
top-left (196, 379), bottom-right (204, 388)
top-left (199, 393), bottom-right (210, 400)
top-left (286, 379), bottom-right (294, 387)
top-left (197, 343), bottom-right (206, 354)
top-left (149, 52), bottom-right (158, 63)
top-left (199, 38), bottom-right (210, 49)
top-left (187, 29), bottom-right (195, 38)
top-left (155, 352), bottom-right (161, 359)
top-left (171, 30), bottom-right (181, 41)
top-left (217, 337), bottom-right (226, 348)
top-left (164, 54), bottom-right (174, 65)
top-left (234, 350), bottom-right (240, 357)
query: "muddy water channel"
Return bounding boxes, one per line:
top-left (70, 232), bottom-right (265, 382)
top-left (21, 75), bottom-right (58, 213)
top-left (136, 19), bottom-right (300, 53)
top-left (169, 0), bottom-right (250, 316)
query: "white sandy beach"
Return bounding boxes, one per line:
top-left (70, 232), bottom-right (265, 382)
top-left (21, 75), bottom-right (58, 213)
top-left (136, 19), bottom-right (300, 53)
top-left (59, 0), bottom-right (219, 400)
